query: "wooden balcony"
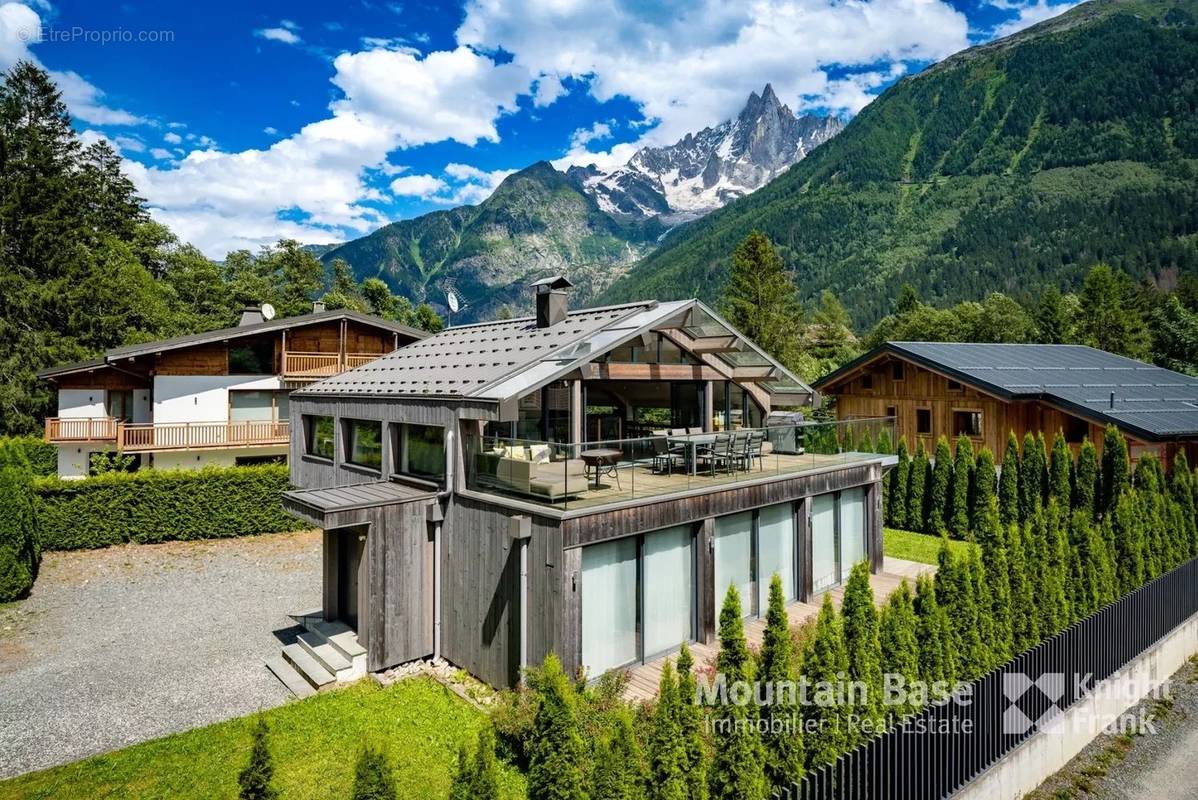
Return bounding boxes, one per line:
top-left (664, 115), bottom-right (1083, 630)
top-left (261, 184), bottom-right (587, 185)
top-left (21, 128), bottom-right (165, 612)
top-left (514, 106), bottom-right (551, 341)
top-left (46, 418), bottom-right (289, 453)
top-left (282, 351), bottom-right (383, 380)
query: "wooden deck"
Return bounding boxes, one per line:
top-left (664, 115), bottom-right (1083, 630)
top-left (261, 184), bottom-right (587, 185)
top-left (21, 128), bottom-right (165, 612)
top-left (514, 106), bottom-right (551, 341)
top-left (621, 557), bottom-right (934, 702)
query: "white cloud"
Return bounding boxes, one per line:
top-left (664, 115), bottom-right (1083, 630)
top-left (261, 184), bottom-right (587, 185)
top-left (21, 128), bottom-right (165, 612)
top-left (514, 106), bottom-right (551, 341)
top-left (0, 2), bottom-right (39, 68)
top-left (263, 126), bottom-right (278, 135)
top-left (532, 73), bottom-right (565, 107)
top-left (804, 63), bottom-right (908, 115)
top-left (569, 121), bottom-right (612, 150)
top-left (256, 25), bottom-right (301, 45)
top-left (441, 162), bottom-right (516, 204)
top-left (990, 0), bottom-right (1078, 38)
top-left (389, 173), bottom-right (448, 199)
top-left (163, 131), bottom-right (182, 144)
top-left (167, 121), bottom-right (186, 129)
top-left (150, 147), bottom-right (173, 160)
top-left (114, 135), bottom-right (145, 153)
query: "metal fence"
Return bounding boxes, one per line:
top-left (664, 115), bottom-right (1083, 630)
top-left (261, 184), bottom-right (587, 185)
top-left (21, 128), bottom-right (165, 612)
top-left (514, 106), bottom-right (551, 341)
top-left (776, 554), bottom-right (1198, 800)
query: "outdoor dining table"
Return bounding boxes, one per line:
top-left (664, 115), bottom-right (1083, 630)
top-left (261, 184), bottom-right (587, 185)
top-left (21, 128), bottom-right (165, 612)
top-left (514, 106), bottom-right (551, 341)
top-left (667, 434), bottom-right (716, 476)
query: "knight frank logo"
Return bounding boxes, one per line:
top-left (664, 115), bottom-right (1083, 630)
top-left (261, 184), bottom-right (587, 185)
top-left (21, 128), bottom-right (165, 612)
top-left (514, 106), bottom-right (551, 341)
top-left (1002, 672), bottom-right (1066, 735)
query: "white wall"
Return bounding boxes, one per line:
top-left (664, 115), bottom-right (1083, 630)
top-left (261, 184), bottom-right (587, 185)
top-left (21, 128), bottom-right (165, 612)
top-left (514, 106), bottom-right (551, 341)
top-left (58, 389), bottom-right (106, 418)
top-left (133, 389), bottom-right (151, 423)
top-left (152, 445), bottom-right (286, 471)
top-left (152, 375), bottom-right (283, 424)
top-left (56, 444), bottom-right (114, 479)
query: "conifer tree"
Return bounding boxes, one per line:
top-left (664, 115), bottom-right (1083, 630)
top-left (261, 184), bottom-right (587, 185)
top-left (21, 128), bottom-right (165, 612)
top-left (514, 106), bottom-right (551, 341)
top-left (1169, 452), bottom-right (1198, 559)
top-left (972, 447), bottom-right (997, 532)
top-left (0, 440), bottom-right (39, 601)
top-left (999, 432), bottom-right (1021, 525)
top-left (648, 661), bottom-right (688, 800)
top-left (934, 543), bottom-right (985, 677)
top-left (841, 562), bottom-right (884, 744)
top-left (1100, 426), bottom-right (1130, 516)
top-left (721, 231), bottom-right (803, 366)
top-left (913, 574), bottom-right (957, 691)
top-left (802, 595), bottom-right (850, 769)
top-left (710, 586), bottom-right (765, 800)
top-left (1074, 437), bottom-right (1099, 519)
top-left (967, 549), bottom-right (999, 672)
top-left (675, 644), bottom-right (709, 800)
top-left (1005, 521), bottom-right (1038, 652)
top-left (927, 436), bottom-right (953, 535)
top-left (1038, 504), bottom-right (1071, 636)
top-left (352, 746), bottom-right (396, 800)
top-left (907, 443), bottom-right (930, 533)
top-left (975, 504), bottom-right (1013, 663)
top-left (591, 710), bottom-right (643, 800)
top-left (859, 428), bottom-right (874, 454)
top-left (1019, 432), bottom-right (1044, 522)
top-left (239, 714), bottom-right (278, 800)
top-left (528, 654), bottom-right (588, 800)
top-left (758, 575), bottom-right (803, 789)
top-left (1049, 432), bottom-right (1072, 508)
top-left (950, 436), bottom-right (975, 538)
top-left (879, 579), bottom-right (921, 721)
top-left (1065, 511), bottom-right (1099, 622)
top-left (890, 438), bottom-right (910, 529)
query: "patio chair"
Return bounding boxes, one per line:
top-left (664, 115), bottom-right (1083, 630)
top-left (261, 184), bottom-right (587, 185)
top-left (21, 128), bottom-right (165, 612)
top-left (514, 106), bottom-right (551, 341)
top-left (743, 430), bottom-right (766, 471)
top-left (686, 426), bottom-right (703, 435)
top-left (697, 432), bottom-right (735, 476)
top-left (651, 433), bottom-right (684, 475)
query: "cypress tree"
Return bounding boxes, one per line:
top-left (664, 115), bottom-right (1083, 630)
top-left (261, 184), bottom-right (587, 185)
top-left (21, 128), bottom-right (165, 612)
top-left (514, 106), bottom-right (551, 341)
top-left (1065, 511), bottom-right (1099, 622)
top-left (927, 436), bottom-right (953, 535)
top-left (1006, 521), bottom-right (1038, 653)
top-left (1018, 432), bottom-right (1043, 522)
top-left (972, 447), bottom-right (997, 533)
top-left (528, 654), bottom-right (588, 800)
top-left (352, 746), bottom-right (396, 800)
top-left (879, 579), bottom-right (921, 720)
top-left (975, 504), bottom-right (1013, 663)
top-left (802, 595), bottom-right (850, 769)
top-left (907, 443), bottom-right (930, 532)
top-left (710, 585), bottom-right (765, 800)
top-left (859, 428), bottom-right (874, 453)
top-left (1039, 504), bottom-right (1071, 636)
top-left (1169, 452), bottom-right (1198, 559)
top-left (1100, 425), bottom-right (1130, 516)
top-left (758, 575), bottom-right (803, 789)
top-left (1049, 432), bottom-right (1072, 508)
top-left (890, 438), bottom-right (910, 529)
top-left (238, 713), bottom-right (278, 800)
top-left (1074, 437), bottom-right (1099, 519)
top-left (841, 562), bottom-right (884, 744)
top-left (914, 574), bottom-right (957, 692)
top-left (841, 424), bottom-right (856, 453)
top-left (966, 549), bottom-right (999, 673)
top-left (1134, 458), bottom-right (1166, 578)
top-left (647, 661), bottom-right (688, 800)
top-left (592, 709), bottom-right (643, 800)
top-left (950, 436), bottom-right (975, 538)
top-left (999, 432), bottom-right (1021, 526)
top-left (935, 543), bottom-right (984, 679)
top-left (675, 644), bottom-right (709, 800)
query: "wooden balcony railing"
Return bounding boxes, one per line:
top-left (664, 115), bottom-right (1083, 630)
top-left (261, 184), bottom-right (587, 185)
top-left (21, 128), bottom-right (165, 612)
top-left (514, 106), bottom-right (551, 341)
top-left (282, 351), bottom-right (384, 379)
top-left (118, 420), bottom-right (290, 452)
top-left (44, 417), bottom-right (119, 442)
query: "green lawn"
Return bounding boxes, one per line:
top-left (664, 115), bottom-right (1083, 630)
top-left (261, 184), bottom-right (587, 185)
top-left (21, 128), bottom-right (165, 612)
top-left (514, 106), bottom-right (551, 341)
top-left (0, 678), bottom-right (525, 800)
top-left (884, 527), bottom-right (977, 565)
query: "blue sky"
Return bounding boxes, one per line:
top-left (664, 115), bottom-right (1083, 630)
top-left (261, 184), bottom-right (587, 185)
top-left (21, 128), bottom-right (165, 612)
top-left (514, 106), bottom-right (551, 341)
top-left (0, 0), bottom-right (1078, 256)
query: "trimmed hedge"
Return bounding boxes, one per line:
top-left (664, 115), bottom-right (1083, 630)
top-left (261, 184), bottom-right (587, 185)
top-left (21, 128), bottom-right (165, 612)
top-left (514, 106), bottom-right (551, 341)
top-left (1, 435), bottom-right (57, 477)
top-left (35, 464), bottom-right (307, 551)
top-left (0, 441), bottom-right (41, 601)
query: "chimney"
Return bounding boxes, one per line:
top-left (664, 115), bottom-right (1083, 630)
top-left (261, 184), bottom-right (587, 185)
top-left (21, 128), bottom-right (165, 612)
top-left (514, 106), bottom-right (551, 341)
top-left (312, 300), bottom-right (326, 313)
top-left (530, 276), bottom-right (574, 328)
top-left (238, 305), bottom-right (264, 326)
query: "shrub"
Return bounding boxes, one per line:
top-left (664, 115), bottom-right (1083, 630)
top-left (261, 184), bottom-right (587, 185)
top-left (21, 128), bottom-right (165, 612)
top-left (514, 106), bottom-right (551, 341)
top-left (0, 440), bottom-right (41, 601)
top-left (34, 464), bottom-right (305, 550)
top-left (1, 435), bottom-right (56, 477)
top-left (527, 654), bottom-right (588, 800)
top-left (927, 437), bottom-right (952, 535)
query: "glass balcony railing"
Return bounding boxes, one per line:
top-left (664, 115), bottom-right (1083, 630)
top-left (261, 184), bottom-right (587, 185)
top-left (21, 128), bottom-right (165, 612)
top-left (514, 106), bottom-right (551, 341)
top-left (464, 416), bottom-right (896, 511)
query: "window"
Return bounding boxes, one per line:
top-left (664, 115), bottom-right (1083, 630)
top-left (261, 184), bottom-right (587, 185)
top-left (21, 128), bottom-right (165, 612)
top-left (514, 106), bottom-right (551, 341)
top-left (106, 390), bottom-right (133, 422)
top-left (892, 362), bottom-right (905, 381)
top-left (947, 379), bottom-right (963, 392)
top-left (228, 338), bottom-right (275, 375)
top-left (757, 503), bottom-right (796, 611)
top-left (861, 373), bottom-right (874, 390)
top-left (229, 390), bottom-right (276, 422)
top-left (642, 526), bottom-right (694, 657)
top-left (581, 537), bottom-right (639, 676)
top-left (811, 494), bottom-right (838, 593)
top-left (1065, 415), bottom-right (1089, 444)
top-left (715, 512), bottom-right (755, 617)
top-left (305, 415), bottom-right (334, 460)
top-left (916, 408), bottom-right (932, 435)
top-left (839, 488), bottom-right (867, 583)
top-left (346, 419), bottom-right (383, 470)
top-left (952, 410), bottom-right (982, 437)
top-left (395, 423), bottom-right (445, 483)
top-left (886, 405), bottom-right (897, 420)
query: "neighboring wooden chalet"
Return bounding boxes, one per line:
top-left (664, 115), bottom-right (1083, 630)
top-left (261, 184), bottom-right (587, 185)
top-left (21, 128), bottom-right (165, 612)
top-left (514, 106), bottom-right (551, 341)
top-left (277, 278), bottom-right (895, 695)
top-left (813, 342), bottom-right (1198, 466)
top-left (38, 307), bottom-right (424, 478)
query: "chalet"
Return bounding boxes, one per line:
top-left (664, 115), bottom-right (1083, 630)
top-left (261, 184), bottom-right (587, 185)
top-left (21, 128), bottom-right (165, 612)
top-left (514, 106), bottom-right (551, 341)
top-left (813, 342), bottom-right (1198, 466)
top-left (277, 278), bottom-right (895, 694)
top-left (38, 307), bottom-right (425, 478)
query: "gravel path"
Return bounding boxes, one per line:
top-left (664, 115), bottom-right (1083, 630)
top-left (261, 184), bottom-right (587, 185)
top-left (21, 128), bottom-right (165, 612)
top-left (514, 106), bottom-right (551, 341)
top-left (0, 531), bottom-right (321, 779)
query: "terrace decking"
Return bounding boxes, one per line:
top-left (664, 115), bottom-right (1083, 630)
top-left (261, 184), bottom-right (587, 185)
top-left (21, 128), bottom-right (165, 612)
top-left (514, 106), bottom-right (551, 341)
top-left (621, 556), bottom-right (933, 703)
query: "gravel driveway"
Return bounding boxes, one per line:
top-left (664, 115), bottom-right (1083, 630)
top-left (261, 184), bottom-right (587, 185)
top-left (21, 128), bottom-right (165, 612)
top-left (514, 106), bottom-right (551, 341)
top-left (0, 531), bottom-right (321, 779)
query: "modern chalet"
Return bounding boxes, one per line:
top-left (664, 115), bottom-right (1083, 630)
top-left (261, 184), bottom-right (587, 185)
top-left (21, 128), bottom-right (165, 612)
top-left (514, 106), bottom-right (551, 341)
top-left (814, 341), bottom-right (1198, 466)
top-left (280, 278), bottom-right (895, 692)
top-left (38, 307), bottom-right (425, 478)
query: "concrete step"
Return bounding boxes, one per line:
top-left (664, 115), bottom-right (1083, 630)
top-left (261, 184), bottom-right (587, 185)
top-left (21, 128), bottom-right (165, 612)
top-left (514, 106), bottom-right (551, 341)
top-left (282, 643), bottom-right (336, 691)
top-left (313, 620), bottom-right (367, 661)
top-left (266, 655), bottom-right (316, 700)
top-left (297, 630), bottom-right (352, 676)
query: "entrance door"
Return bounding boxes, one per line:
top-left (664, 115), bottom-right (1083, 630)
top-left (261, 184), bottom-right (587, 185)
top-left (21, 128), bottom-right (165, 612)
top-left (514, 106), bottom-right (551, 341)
top-left (338, 530), bottom-right (365, 630)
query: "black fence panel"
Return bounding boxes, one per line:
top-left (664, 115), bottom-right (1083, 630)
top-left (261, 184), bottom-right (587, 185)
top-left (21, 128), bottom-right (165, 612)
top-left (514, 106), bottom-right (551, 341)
top-left (774, 555), bottom-right (1198, 800)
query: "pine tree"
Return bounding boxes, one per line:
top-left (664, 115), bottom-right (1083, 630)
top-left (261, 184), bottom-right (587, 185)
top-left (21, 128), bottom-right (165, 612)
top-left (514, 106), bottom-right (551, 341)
top-left (592, 710), bottom-right (643, 800)
top-left (710, 585), bottom-right (765, 800)
top-left (802, 595), bottom-right (850, 769)
top-left (890, 438), bottom-right (910, 529)
top-left (238, 714), bottom-right (278, 800)
top-left (913, 574), bottom-right (957, 692)
top-left (999, 432), bottom-right (1021, 525)
top-left (469, 727), bottom-right (501, 800)
top-left (878, 579), bottom-right (921, 721)
top-left (1049, 432), bottom-right (1072, 508)
top-left (927, 436), bottom-right (953, 535)
top-left (758, 575), bottom-right (803, 789)
top-left (972, 447), bottom-right (997, 532)
top-left (528, 654), bottom-right (588, 800)
top-left (352, 746), bottom-right (396, 800)
top-left (975, 504), bottom-right (1013, 663)
top-left (950, 436), bottom-right (975, 538)
top-left (675, 644), bottom-right (709, 800)
top-left (841, 562), bottom-right (884, 745)
top-left (1077, 264), bottom-right (1151, 359)
top-left (1074, 437), bottom-right (1099, 519)
top-left (1100, 425), bottom-right (1130, 517)
top-left (1018, 433), bottom-right (1044, 522)
top-left (907, 443), bottom-right (930, 533)
top-left (720, 231), bottom-right (804, 366)
top-left (648, 661), bottom-right (688, 800)
top-left (1005, 521), bottom-right (1038, 653)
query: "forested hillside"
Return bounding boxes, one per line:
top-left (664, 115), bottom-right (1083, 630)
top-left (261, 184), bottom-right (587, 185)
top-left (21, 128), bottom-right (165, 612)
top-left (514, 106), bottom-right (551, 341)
top-left (599, 0), bottom-right (1198, 325)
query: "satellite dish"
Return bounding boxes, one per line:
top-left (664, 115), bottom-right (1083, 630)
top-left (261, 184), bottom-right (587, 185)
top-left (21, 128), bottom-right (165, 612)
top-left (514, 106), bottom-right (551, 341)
top-left (447, 289), bottom-right (460, 314)
top-left (261, 303), bottom-right (276, 320)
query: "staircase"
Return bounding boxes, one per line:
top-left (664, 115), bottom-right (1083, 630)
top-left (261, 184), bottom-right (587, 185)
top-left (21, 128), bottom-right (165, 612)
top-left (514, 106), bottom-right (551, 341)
top-left (266, 613), bottom-right (367, 699)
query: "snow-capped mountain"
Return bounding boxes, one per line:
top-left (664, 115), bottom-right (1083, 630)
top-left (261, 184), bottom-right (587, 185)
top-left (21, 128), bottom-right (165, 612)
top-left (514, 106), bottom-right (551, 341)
top-left (567, 84), bottom-right (843, 221)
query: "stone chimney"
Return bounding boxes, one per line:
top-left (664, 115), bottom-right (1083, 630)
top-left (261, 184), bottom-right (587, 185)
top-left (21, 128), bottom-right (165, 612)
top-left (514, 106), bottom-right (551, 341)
top-left (530, 276), bottom-right (574, 328)
top-left (238, 305), bottom-right (265, 326)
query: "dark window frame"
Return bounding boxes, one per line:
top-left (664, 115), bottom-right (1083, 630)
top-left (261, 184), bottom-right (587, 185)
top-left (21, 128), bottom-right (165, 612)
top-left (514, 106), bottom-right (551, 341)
top-left (305, 415), bottom-right (335, 460)
top-left (915, 407), bottom-right (933, 436)
top-left (892, 361), bottom-right (905, 381)
top-left (344, 418), bottom-right (383, 471)
top-left (952, 409), bottom-right (983, 438)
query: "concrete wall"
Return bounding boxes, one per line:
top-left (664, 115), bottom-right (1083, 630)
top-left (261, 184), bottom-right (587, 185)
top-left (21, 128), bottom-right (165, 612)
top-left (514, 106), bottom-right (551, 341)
top-left (957, 610), bottom-right (1198, 800)
top-left (153, 375), bottom-right (282, 424)
top-left (58, 389), bottom-right (105, 418)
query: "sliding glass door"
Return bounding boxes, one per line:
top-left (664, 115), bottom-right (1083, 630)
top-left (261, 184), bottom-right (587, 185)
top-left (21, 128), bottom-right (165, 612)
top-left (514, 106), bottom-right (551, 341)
top-left (758, 502), bottom-right (796, 611)
top-left (811, 493), bottom-right (839, 593)
top-left (839, 487), bottom-right (867, 582)
top-left (642, 525), bottom-right (695, 657)
top-left (715, 512), bottom-right (755, 616)
top-left (581, 537), bottom-right (638, 676)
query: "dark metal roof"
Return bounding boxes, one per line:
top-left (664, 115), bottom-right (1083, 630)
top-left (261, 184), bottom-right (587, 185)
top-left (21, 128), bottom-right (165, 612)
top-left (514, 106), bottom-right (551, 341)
top-left (38, 310), bottom-right (425, 379)
top-left (815, 342), bottom-right (1198, 440)
top-left (282, 480), bottom-right (437, 514)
